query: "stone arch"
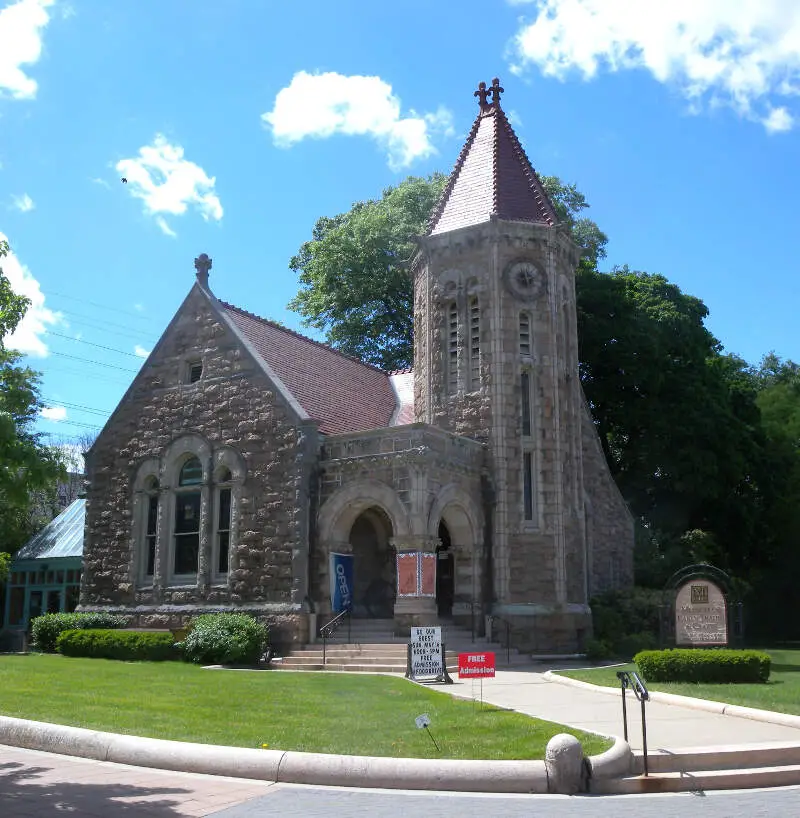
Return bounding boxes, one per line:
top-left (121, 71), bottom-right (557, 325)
top-left (318, 480), bottom-right (411, 546)
top-left (162, 432), bottom-right (212, 486)
top-left (426, 483), bottom-right (482, 614)
top-left (213, 445), bottom-right (246, 483)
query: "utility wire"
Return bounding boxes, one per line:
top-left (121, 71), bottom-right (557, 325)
top-left (49, 351), bottom-right (140, 372)
top-left (45, 330), bottom-right (148, 359)
top-left (40, 365), bottom-right (133, 386)
top-left (47, 291), bottom-right (162, 323)
top-left (54, 308), bottom-right (159, 342)
top-left (41, 397), bottom-right (111, 417)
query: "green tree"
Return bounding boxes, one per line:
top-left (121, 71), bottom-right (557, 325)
top-left (289, 174), bottom-right (447, 371)
top-left (0, 239), bottom-right (65, 554)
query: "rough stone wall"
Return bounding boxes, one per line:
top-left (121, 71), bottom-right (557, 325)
top-left (417, 222), bottom-right (587, 614)
top-left (314, 424), bottom-right (485, 616)
top-left (81, 285), bottom-right (313, 646)
top-left (580, 398), bottom-right (635, 597)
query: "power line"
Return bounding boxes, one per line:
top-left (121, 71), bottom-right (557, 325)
top-left (49, 351), bottom-right (140, 372)
top-left (46, 291), bottom-right (162, 323)
top-left (54, 308), bottom-right (160, 342)
top-left (39, 365), bottom-right (133, 386)
top-left (40, 419), bottom-right (104, 431)
top-left (41, 397), bottom-right (112, 417)
top-left (45, 330), bottom-right (148, 359)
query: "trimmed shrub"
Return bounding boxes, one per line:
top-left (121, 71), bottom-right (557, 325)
top-left (584, 637), bottom-right (614, 661)
top-left (635, 648), bottom-right (771, 684)
top-left (56, 629), bottom-right (177, 661)
top-left (180, 613), bottom-right (269, 665)
top-left (590, 587), bottom-right (663, 659)
top-left (31, 612), bottom-right (127, 653)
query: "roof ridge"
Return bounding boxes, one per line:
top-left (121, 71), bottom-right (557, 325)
top-left (426, 111), bottom-right (485, 235)
top-left (496, 107), bottom-right (557, 225)
top-left (218, 300), bottom-right (390, 375)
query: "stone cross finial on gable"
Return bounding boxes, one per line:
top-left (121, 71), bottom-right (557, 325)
top-left (194, 253), bottom-right (212, 288)
top-left (490, 77), bottom-right (504, 107)
top-left (474, 81), bottom-right (491, 113)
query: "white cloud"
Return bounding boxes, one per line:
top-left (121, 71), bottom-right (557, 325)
top-left (155, 215), bottom-right (177, 237)
top-left (11, 192), bottom-right (35, 212)
top-left (510, 0), bottom-right (800, 132)
top-left (0, 0), bottom-right (54, 100)
top-left (133, 302), bottom-right (144, 312)
top-left (40, 404), bottom-right (67, 421)
top-left (91, 176), bottom-right (111, 189)
top-left (134, 344), bottom-right (150, 358)
top-left (262, 71), bottom-right (454, 171)
top-left (116, 134), bottom-right (223, 236)
top-left (0, 231), bottom-right (61, 356)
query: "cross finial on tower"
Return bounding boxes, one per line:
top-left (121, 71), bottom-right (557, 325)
top-left (474, 80), bottom-right (491, 112)
top-left (490, 77), bottom-right (504, 107)
top-left (194, 253), bottom-right (212, 288)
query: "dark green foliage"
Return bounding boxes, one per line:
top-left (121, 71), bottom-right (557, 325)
top-left (635, 649), bottom-right (771, 683)
top-left (31, 612), bottom-right (127, 653)
top-left (57, 629), bottom-right (177, 661)
top-left (589, 587), bottom-right (663, 658)
top-left (180, 613), bottom-right (269, 665)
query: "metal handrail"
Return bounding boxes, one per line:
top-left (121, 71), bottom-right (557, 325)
top-left (319, 608), bottom-right (351, 666)
top-left (488, 615), bottom-right (512, 664)
top-left (617, 670), bottom-right (650, 776)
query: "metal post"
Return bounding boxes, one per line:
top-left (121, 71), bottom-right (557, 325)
top-left (641, 695), bottom-right (649, 776)
top-left (347, 611), bottom-right (351, 643)
top-left (505, 621), bottom-right (510, 664)
top-left (620, 683), bottom-right (628, 742)
top-left (322, 632), bottom-right (327, 666)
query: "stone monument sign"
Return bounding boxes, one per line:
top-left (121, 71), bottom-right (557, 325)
top-left (674, 578), bottom-right (728, 646)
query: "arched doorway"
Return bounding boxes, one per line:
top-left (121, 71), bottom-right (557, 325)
top-left (349, 507), bottom-right (396, 618)
top-left (436, 520), bottom-right (455, 617)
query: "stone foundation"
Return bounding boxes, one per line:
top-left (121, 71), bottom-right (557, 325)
top-left (78, 605), bottom-right (309, 653)
top-left (489, 605), bottom-right (592, 654)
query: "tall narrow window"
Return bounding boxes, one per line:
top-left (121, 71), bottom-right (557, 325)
top-left (217, 488), bottom-right (231, 575)
top-left (146, 494), bottom-right (158, 576)
top-left (521, 372), bottom-right (531, 437)
top-left (469, 297), bottom-right (480, 390)
top-left (523, 452), bottom-right (534, 521)
top-left (447, 302), bottom-right (458, 394)
top-left (519, 313), bottom-right (531, 357)
top-left (174, 457), bottom-right (202, 576)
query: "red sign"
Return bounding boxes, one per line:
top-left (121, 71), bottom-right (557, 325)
top-left (458, 652), bottom-right (496, 679)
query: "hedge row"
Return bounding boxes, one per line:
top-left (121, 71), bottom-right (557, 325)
top-left (56, 629), bottom-right (178, 661)
top-left (635, 648), bottom-right (771, 683)
top-left (31, 612), bottom-right (127, 653)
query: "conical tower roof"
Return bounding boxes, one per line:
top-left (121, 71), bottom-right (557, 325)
top-left (428, 78), bottom-right (558, 236)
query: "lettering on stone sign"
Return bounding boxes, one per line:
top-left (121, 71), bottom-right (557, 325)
top-left (674, 579), bottom-right (728, 646)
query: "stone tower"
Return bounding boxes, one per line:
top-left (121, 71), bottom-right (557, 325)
top-left (413, 79), bottom-right (591, 648)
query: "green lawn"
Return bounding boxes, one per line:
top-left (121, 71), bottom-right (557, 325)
top-left (0, 655), bottom-right (612, 759)
top-left (557, 649), bottom-right (800, 716)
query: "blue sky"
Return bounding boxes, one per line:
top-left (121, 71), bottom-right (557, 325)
top-left (1, 0), bottom-right (799, 461)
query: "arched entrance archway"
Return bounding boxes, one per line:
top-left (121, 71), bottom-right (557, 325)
top-left (436, 520), bottom-right (455, 617)
top-left (349, 507), bottom-right (396, 618)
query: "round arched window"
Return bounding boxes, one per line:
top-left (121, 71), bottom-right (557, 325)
top-left (179, 457), bottom-right (203, 486)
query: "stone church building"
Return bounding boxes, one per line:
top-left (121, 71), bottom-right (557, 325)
top-left (80, 80), bottom-right (633, 652)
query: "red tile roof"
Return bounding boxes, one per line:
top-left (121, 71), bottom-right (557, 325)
top-left (428, 103), bottom-right (557, 235)
top-left (219, 302), bottom-right (398, 435)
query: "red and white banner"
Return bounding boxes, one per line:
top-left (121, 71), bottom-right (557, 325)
top-left (458, 652), bottom-right (496, 679)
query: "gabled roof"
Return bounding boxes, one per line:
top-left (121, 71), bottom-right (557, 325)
top-left (15, 499), bottom-right (85, 561)
top-left (428, 85), bottom-right (558, 235)
top-left (219, 302), bottom-right (398, 435)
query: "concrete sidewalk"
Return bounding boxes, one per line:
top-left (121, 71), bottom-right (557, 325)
top-left (432, 666), bottom-right (800, 750)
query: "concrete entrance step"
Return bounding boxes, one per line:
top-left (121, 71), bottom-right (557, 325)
top-left (592, 764), bottom-right (800, 794)
top-left (637, 742), bottom-right (800, 774)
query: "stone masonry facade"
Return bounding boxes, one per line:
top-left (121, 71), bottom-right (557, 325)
top-left (80, 81), bottom-right (634, 655)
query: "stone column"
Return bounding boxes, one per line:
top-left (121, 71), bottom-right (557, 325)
top-left (392, 536), bottom-right (440, 632)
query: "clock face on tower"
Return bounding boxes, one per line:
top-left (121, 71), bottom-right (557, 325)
top-left (504, 261), bottom-right (545, 302)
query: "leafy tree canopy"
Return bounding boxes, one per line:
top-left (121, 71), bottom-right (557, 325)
top-left (0, 239), bottom-right (65, 554)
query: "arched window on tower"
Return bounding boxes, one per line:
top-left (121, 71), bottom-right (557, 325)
top-left (447, 301), bottom-right (458, 394)
top-left (469, 297), bottom-right (480, 391)
top-left (519, 312), bottom-right (532, 358)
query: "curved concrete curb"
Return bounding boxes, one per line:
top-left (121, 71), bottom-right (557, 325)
top-left (544, 670), bottom-right (800, 728)
top-left (586, 736), bottom-right (634, 779)
top-left (0, 714), bottom-right (629, 793)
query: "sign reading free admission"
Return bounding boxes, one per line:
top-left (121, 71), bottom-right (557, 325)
top-left (409, 626), bottom-right (443, 679)
top-left (458, 652), bottom-right (496, 679)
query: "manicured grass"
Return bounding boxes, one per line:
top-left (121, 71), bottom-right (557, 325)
top-left (0, 655), bottom-right (612, 759)
top-left (557, 650), bottom-right (800, 716)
